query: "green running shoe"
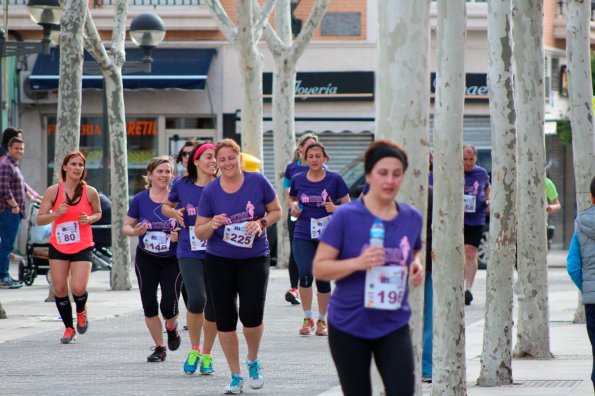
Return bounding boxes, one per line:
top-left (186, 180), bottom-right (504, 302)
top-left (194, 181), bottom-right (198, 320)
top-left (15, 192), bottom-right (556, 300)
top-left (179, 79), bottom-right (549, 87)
top-left (200, 353), bottom-right (214, 375)
top-left (183, 350), bottom-right (200, 374)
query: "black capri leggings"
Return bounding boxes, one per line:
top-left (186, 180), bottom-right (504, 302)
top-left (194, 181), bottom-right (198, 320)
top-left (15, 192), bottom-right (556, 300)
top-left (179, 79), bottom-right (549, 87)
top-left (178, 257), bottom-right (216, 322)
top-left (134, 247), bottom-right (182, 319)
top-left (205, 253), bottom-right (269, 332)
top-left (328, 321), bottom-right (414, 396)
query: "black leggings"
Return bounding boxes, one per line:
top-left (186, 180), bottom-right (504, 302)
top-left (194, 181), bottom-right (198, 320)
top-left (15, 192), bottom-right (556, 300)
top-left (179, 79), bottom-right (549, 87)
top-left (328, 322), bottom-right (414, 396)
top-left (134, 247), bottom-right (182, 319)
top-left (205, 253), bottom-right (269, 332)
top-left (178, 257), bottom-right (216, 322)
top-left (287, 214), bottom-right (299, 289)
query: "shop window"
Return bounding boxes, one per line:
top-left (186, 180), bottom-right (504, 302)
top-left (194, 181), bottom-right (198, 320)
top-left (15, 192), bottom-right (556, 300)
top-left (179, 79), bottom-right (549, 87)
top-left (165, 117), bottom-right (215, 130)
top-left (46, 116), bottom-right (158, 198)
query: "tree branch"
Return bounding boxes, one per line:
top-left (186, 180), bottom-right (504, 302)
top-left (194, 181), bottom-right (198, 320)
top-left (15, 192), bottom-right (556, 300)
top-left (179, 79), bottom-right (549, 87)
top-left (203, 0), bottom-right (238, 44)
top-left (263, 23), bottom-right (287, 58)
top-left (253, 0), bottom-right (277, 42)
top-left (83, 8), bottom-right (111, 70)
top-left (289, 0), bottom-right (330, 62)
top-left (109, 0), bottom-right (128, 68)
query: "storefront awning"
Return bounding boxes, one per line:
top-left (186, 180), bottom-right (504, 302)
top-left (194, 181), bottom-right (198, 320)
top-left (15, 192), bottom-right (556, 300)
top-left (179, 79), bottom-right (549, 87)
top-left (28, 48), bottom-right (215, 91)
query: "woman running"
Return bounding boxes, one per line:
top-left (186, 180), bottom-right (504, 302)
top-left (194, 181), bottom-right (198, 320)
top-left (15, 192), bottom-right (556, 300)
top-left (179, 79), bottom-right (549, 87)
top-left (162, 142), bottom-right (218, 375)
top-left (282, 133), bottom-right (322, 305)
top-left (37, 151), bottom-right (102, 344)
top-left (195, 139), bottom-right (281, 395)
top-left (289, 142), bottom-right (350, 336)
top-left (123, 156), bottom-right (182, 362)
top-left (313, 140), bottom-right (424, 396)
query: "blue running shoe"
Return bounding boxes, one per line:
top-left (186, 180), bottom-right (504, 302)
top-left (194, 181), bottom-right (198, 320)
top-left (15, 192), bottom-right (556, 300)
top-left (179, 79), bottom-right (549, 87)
top-left (246, 358), bottom-right (264, 389)
top-left (199, 353), bottom-right (214, 375)
top-left (183, 350), bottom-right (200, 374)
top-left (224, 374), bottom-right (244, 394)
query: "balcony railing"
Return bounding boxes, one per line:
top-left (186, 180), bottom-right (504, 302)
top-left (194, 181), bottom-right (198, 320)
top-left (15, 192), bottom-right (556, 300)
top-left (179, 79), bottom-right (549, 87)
top-left (0, 0), bottom-right (201, 5)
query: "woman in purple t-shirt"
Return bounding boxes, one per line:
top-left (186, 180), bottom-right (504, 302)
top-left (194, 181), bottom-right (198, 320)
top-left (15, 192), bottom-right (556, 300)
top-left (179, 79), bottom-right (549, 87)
top-left (289, 142), bottom-right (350, 337)
top-left (122, 156), bottom-right (182, 363)
top-left (162, 142), bottom-right (218, 375)
top-left (195, 139), bottom-right (282, 394)
top-left (313, 140), bottom-right (424, 396)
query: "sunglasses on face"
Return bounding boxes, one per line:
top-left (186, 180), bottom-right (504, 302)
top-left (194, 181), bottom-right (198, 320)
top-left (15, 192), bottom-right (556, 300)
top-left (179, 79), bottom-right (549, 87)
top-left (180, 151), bottom-right (192, 158)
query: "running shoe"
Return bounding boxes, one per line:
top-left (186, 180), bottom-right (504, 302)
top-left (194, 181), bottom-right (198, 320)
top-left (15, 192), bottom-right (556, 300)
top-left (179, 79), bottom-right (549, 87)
top-left (0, 277), bottom-right (22, 289)
top-left (285, 288), bottom-right (301, 305)
top-left (246, 358), bottom-right (264, 389)
top-left (200, 353), bottom-right (214, 375)
top-left (60, 327), bottom-right (77, 344)
top-left (147, 346), bottom-right (167, 362)
top-left (299, 317), bottom-right (315, 335)
top-left (76, 306), bottom-right (88, 334)
top-left (224, 374), bottom-right (244, 394)
top-left (315, 319), bottom-right (328, 336)
top-left (166, 323), bottom-right (181, 351)
top-left (464, 290), bottom-right (473, 306)
top-left (183, 350), bottom-right (200, 374)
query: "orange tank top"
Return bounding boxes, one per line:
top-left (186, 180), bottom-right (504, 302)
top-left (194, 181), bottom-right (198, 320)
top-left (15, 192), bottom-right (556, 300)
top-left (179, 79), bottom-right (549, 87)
top-left (49, 182), bottom-right (95, 254)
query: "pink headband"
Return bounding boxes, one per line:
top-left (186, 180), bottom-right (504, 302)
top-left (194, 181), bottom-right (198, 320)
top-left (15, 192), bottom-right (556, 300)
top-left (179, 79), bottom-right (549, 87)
top-left (193, 143), bottom-right (216, 161)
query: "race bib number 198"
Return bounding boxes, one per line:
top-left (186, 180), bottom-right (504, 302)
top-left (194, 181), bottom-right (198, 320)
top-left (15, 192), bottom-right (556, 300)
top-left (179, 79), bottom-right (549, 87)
top-left (364, 266), bottom-right (408, 310)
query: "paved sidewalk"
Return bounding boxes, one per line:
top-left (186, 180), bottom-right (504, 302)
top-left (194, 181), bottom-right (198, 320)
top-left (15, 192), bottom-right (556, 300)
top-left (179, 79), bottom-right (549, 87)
top-left (0, 251), bottom-right (592, 395)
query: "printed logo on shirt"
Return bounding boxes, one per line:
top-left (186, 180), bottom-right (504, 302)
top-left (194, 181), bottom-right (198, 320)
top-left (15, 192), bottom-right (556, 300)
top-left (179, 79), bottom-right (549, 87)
top-left (140, 218), bottom-right (177, 231)
top-left (185, 203), bottom-right (197, 216)
top-left (362, 236), bottom-right (411, 267)
top-left (464, 180), bottom-right (480, 196)
top-left (299, 189), bottom-right (329, 207)
top-left (225, 201), bottom-right (256, 224)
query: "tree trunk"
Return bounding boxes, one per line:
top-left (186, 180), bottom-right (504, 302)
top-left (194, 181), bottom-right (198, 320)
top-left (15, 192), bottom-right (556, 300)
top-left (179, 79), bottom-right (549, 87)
top-left (512, 0), bottom-right (551, 359)
top-left (478, 0), bottom-right (516, 385)
top-left (566, 0), bottom-right (595, 324)
top-left (54, 0), bottom-right (87, 172)
top-left (265, 0), bottom-right (330, 268)
top-left (376, 1), bottom-right (431, 394)
top-left (270, 0), bottom-right (294, 269)
top-left (431, 1), bottom-right (467, 395)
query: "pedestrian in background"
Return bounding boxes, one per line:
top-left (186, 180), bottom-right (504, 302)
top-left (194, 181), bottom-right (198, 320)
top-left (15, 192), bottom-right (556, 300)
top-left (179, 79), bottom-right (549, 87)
top-left (123, 156), bottom-right (182, 363)
top-left (289, 142), bottom-right (350, 336)
top-left (0, 137), bottom-right (39, 289)
top-left (195, 139), bottom-right (282, 394)
top-left (36, 151), bottom-right (102, 344)
top-left (163, 142), bottom-right (218, 375)
top-left (313, 139), bottom-right (424, 396)
top-left (282, 133), bottom-right (324, 305)
top-left (462, 144), bottom-right (490, 305)
top-left (567, 175), bottom-right (595, 392)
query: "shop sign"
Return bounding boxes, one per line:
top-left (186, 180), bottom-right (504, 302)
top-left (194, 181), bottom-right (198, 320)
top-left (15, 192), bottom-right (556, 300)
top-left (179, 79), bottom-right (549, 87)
top-left (431, 72), bottom-right (489, 102)
top-left (263, 71), bottom-right (375, 102)
top-left (47, 119), bottom-right (158, 136)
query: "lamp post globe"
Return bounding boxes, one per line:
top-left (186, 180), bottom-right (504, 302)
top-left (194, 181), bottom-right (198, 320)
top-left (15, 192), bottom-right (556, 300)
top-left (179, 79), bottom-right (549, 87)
top-left (27, 0), bottom-right (62, 52)
top-left (130, 13), bottom-right (166, 50)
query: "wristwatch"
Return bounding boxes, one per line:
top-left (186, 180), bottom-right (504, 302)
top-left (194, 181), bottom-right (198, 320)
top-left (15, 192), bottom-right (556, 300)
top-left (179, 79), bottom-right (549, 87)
top-left (259, 217), bottom-right (268, 230)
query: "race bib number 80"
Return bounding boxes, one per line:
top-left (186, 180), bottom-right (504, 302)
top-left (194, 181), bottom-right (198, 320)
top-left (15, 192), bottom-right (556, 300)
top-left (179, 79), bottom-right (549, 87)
top-left (223, 221), bottom-right (254, 248)
top-left (55, 221), bottom-right (81, 245)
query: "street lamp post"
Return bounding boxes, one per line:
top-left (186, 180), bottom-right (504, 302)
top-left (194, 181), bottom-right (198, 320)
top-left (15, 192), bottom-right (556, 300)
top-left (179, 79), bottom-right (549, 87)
top-left (99, 13), bottom-right (165, 194)
top-left (0, 0), bottom-right (61, 133)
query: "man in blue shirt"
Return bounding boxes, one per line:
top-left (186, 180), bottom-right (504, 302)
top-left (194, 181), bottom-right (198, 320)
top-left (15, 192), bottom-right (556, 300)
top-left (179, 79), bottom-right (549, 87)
top-left (567, 175), bottom-right (595, 392)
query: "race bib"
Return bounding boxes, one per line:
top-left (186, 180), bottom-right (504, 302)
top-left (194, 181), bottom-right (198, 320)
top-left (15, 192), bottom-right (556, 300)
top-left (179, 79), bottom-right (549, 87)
top-left (464, 194), bottom-right (477, 213)
top-left (364, 266), bottom-right (408, 310)
top-left (143, 231), bottom-right (171, 253)
top-left (189, 226), bottom-right (207, 251)
top-left (223, 221), bottom-right (254, 248)
top-left (55, 221), bottom-right (81, 245)
top-left (310, 215), bottom-right (331, 239)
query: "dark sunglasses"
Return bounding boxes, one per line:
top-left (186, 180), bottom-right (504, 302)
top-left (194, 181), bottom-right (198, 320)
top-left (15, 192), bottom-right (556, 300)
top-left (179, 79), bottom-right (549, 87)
top-left (180, 151), bottom-right (192, 158)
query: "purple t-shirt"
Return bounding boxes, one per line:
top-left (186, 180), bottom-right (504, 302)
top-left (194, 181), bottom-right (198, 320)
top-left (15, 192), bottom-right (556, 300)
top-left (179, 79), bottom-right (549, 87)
top-left (289, 171), bottom-right (349, 240)
top-left (319, 198), bottom-right (422, 339)
top-left (127, 190), bottom-right (178, 257)
top-left (198, 171), bottom-right (277, 259)
top-left (464, 165), bottom-right (490, 226)
top-left (168, 177), bottom-right (207, 260)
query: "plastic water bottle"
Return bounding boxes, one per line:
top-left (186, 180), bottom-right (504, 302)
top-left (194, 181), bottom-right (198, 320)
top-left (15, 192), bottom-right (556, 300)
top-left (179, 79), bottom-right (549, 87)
top-left (369, 219), bottom-right (385, 247)
top-left (290, 203), bottom-right (303, 222)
